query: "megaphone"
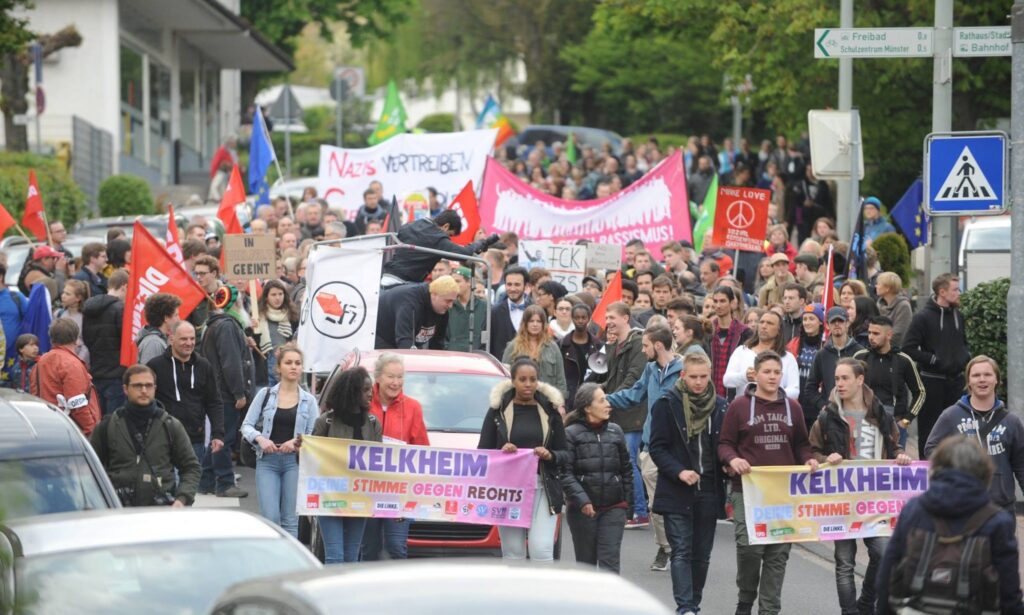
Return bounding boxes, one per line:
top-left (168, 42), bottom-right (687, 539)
top-left (587, 345), bottom-right (608, 374)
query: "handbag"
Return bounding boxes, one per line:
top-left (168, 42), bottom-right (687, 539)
top-left (239, 390), bottom-right (271, 468)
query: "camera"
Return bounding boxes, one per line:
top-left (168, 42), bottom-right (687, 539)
top-left (152, 491), bottom-right (177, 506)
top-left (115, 485), bottom-right (136, 507)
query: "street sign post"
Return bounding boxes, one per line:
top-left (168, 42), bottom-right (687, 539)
top-left (814, 28), bottom-right (933, 58)
top-left (924, 131), bottom-right (1009, 216)
top-left (953, 26), bottom-right (1011, 57)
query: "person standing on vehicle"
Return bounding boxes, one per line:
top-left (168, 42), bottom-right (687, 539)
top-left (311, 366), bottom-right (382, 563)
top-left (648, 353), bottom-right (728, 615)
top-left (362, 353), bottom-right (429, 561)
top-left (561, 383), bottom-right (633, 573)
top-left (718, 350), bottom-right (818, 615)
top-left (240, 344), bottom-right (317, 538)
top-left (479, 358), bottom-right (568, 562)
top-left (902, 272), bottom-right (971, 458)
top-left (147, 322), bottom-right (224, 469)
top-left (32, 318), bottom-right (101, 436)
top-left (381, 210), bottom-right (498, 287)
top-left (90, 364), bottom-right (200, 507)
top-left (83, 270), bottom-right (129, 415)
top-left (374, 276), bottom-right (458, 350)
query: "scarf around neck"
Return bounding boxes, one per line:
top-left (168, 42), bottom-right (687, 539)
top-left (676, 378), bottom-right (717, 438)
top-left (258, 307), bottom-right (293, 355)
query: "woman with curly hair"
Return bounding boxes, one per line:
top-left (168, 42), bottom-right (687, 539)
top-left (502, 305), bottom-right (567, 400)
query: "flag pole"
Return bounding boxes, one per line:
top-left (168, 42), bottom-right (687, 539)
top-left (12, 223), bottom-right (33, 244)
top-left (40, 209), bottom-right (52, 246)
top-left (259, 108), bottom-right (294, 220)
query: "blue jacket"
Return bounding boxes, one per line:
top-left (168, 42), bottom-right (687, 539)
top-left (240, 384), bottom-right (318, 460)
top-left (606, 356), bottom-right (683, 445)
top-left (0, 288), bottom-right (25, 381)
top-left (864, 216), bottom-right (897, 242)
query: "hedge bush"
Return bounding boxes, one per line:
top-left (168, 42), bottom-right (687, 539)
top-left (417, 113), bottom-right (456, 133)
top-left (960, 276), bottom-right (1008, 398)
top-left (98, 175), bottom-right (154, 217)
top-left (872, 232), bottom-right (912, 286)
top-left (0, 152), bottom-right (88, 231)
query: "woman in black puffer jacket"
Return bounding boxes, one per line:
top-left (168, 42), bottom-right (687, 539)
top-left (561, 382), bottom-right (634, 573)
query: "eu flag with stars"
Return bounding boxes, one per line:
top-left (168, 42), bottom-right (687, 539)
top-left (248, 107), bottom-right (276, 208)
top-left (890, 179), bottom-right (929, 249)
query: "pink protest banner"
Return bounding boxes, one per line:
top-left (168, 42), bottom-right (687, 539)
top-left (297, 437), bottom-right (539, 528)
top-left (479, 150), bottom-right (691, 260)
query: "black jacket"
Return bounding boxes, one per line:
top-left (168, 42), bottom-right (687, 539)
top-left (147, 348), bottom-right (224, 444)
top-left (803, 337), bottom-right (863, 419)
top-left (808, 386), bottom-right (902, 461)
top-left (561, 413), bottom-right (633, 510)
top-left (478, 380), bottom-right (568, 512)
top-left (559, 331), bottom-right (601, 411)
top-left (902, 296), bottom-right (971, 379)
top-left (82, 294), bottom-right (125, 380)
top-left (647, 388), bottom-right (728, 515)
top-left (353, 204), bottom-right (387, 235)
top-left (201, 312), bottom-right (255, 404)
top-left (853, 347), bottom-right (925, 422)
top-left (382, 217), bottom-right (495, 283)
top-left (374, 283), bottom-right (448, 350)
top-left (597, 329), bottom-right (648, 433)
top-left (73, 268), bottom-right (107, 298)
top-left (488, 296), bottom-right (531, 360)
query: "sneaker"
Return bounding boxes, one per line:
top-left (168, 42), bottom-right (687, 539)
top-left (217, 486), bottom-right (248, 498)
top-left (650, 547), bottom-right (669, 571)
top-left (625, 515), bottom-right (650, 529)
top-left (735, 602), bottom-right (753, 615)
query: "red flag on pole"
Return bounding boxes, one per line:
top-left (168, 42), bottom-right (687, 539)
top-left (120, 222), bottom-right (208, 366)
top-left (592, 271), bottom-right (622, 330)
top-left (22, 170), bottom-right (47, 240)
top-left (449, 181), bottom-right (481, 246)
top-left (821, 245), bottom-right (835, 340)
top-left (0, 202), bottom-right (17, 236)
top-left (166, 204), bottom-right (184, 266)
top-left (218, 165), bottom-right (246, 235)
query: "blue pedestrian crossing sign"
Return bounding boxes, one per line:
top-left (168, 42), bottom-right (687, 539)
top-left (924, 131), bottom-right (1008, 216)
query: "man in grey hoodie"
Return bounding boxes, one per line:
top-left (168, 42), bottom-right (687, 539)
top-left (924, 356), bottom-right (1024, 513)
top-left (136, 293), bottom-right (182, 364)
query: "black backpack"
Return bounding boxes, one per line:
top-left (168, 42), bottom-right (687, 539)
top-left (888, 502), bottom-right (1002, 615)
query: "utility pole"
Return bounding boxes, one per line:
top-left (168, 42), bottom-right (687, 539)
top-left (836, 0), bottom-right (854, 240)
top-left (1008, 0), bottom-right (1024, 411)
top-left (927, 0), bottom-right (955, 287)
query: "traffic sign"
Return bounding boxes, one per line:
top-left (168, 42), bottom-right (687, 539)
top-left (814, 28), bottom-right (933, 58)
top-left (712, 186), bottom-right (771, 252)
top-left (924, 131), bottom-right (1008, 216)
top-left (953, 27), bottom-right (1010, 57)
top-left (332, 66), bottom-right (365, 101)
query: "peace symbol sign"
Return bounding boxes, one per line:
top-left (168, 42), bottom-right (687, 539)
top-left (727, 200), bottom-right (755, 229)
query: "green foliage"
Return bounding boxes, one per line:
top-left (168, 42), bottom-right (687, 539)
top-left (97, 175), bottom-right (153, 217)
top-left (0, 0), bottom-right (34, 55)
top-left (960, 277), bottom-right (1008, 398)
top-left (0, 152), bottom-right (87, 230)
top-left (628, 134), bottom-right (690, 149)
top-left (872, 232), bottom-right (912, 286)
top-left (417, 113), bottom-right (455, 133)
top-left (303, 106), bottom-right (334, 133)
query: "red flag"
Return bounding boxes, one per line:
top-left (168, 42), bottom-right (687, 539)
top-left (592, 271), bottom-right (622, 330)
top-left (120, 222), bottom-right (209, 366)
top-left (22, 170), bottom-right (47, 240)
top-left (449, 181), bottom-right (481, 246)
top-left (821, 245), bottom-right (835, 340)
top-left (166, 204), bottom-right (184, 266)
top-left (218, 165), bottom-right (245, 235)
top-left (0, 202), bottom-right (16, 236)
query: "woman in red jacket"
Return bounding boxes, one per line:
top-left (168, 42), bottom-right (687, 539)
top-left (362, 352), bottom-right (429, 561)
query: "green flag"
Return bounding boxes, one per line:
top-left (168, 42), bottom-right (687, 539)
top-left (368, 80), bottom-right (408, 145)
top-left (566, 133), bottom-right (577, 164)
top-left (692, 174), bottom-right (719, 253)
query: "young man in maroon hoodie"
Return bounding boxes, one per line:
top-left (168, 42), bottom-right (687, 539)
top-left (718, 350), bottom-right (818, 615)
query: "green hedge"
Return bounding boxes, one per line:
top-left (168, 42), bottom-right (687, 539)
top-left (960, 277), bottom-right (1008, 399)
top-left (0, 152), bottom-right (88, 231)
top-left (872, 232), bottom-right (912, 286)
top-left (627, 133), bottom-right (690, 149)
top-left (98, 175), bottom-right (154, 217)
top-left (417, 113), bottom-right (456, 133)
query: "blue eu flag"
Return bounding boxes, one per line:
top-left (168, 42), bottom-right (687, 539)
top-left (19, 284), bottom-right (52, 354)
top-left (248, 107), bottom-right (276, 208)
top-left (890, 179), bottom-right (929, 249)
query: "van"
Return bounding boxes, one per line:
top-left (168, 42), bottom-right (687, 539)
top-left (958, 215), bottom-right (1011, 290)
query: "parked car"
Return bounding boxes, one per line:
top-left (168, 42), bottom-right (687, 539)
top-left (71, 212), bottom-right (189, 240)
top-left (3, 235), bottom-right (97, 292)
top-left (270, 177), bottom-right (318, 202)
top-left (958, 215), bottom-right (1011, 290)
top-left (505, 124), bottom-right (625, 159)
top-left (0, 509), bottom-right (322, 614)
top-left (0, 388), bottom-right (120, 518)
top-left (210, 560), bottom-right (673, 615)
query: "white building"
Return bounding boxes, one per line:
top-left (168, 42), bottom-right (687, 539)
top-left (9, 0), bottom-right (291, 201)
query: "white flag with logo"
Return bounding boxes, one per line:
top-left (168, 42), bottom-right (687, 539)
top-left (298, 237), bottom-right (385, 373)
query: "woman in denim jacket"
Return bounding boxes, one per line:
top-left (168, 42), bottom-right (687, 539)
top-left (241, 344), bottom-right (317, 538)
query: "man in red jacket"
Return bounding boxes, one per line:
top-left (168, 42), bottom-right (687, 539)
top-left (718, 350), bottom-right (818, 615)
top-left (32, 318), bottom-right (101, 436)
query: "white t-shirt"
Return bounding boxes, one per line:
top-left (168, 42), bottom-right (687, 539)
top-left (722, 345), bottom-right (801, 400)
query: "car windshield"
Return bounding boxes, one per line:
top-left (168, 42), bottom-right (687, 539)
top-left (0, 456), bottom-right (109, 518)
top-left (403, 373), bottom-right (505, 433)
top-left (16, 538), bottom-right (314, 614)
top-left (965, 225), bottom-right (1011, 251)
top-left (5, 246), bottom-right (29, 288)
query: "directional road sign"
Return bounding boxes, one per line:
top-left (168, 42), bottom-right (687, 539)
top-left (953, 26), bottom-right (1011, 57)
top-left (814, 28), bottom-right (933, 58)
top-left (924, 131), bottom-right (1009, 216)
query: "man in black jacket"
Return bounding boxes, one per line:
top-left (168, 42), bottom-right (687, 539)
top-left (83, 269), bottom-right (128, 416)
top-left (381, 210), bottom-right (498, 286)
top-left (489, 266), bottom-right (530, 359)
top-left (902, 272), bottom-right (971, 458)
top-left (803, 306), bottom-right (863, 422)
top-left (853, 315), bottom-right (925, 449)
top-left (375, 276), bottom-right (458, 350)
top-left (199, 290), bottom-right (252, 498)
top-left (147, 321), bottom-right (224, 469)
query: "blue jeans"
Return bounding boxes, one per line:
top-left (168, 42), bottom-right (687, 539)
top-left (361, 518), bottom-right (411, 560)
top-left (835, 537), bottom-right (887, 615)
top-left (624, 431), bottom-right (647, 517)
top-left (319, 516), bottom-right (367, 564)
top-left (200, 401), bottom-right (239, 493)
top-left (266, 353), bottom-right (279, 388)
top-left (94, 377), bottom-right (126, 416)
top-left (664, 491), bottom-right (719, 613)
top-left (255, 452), bottom-right (300, 538)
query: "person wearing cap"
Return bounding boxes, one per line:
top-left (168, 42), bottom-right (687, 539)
top-left (793, 253), bottom-right (822, 289)
top-left (756, 252), bottom-right (796, 307)
top-left (802, 306), bottom-right (864, 426)
top-left (581, 275), bottom-right (603, 300)
top-left (764, 224), bottom-right (797, 274)
top-left (787, 303), bottom-right (826, 431)
top-left (18, 244), bottom-right (62, 297)
top-left (861, 197), bottom-right (896, 244)
top-left (445, 267), bottom-right (487, 352)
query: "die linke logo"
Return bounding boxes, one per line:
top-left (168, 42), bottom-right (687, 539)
top-left (311, 281), bottom-right (367, 340)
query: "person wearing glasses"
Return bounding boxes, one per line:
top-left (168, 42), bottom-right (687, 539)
top-left (188, 255), bottom-right (221, 340)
